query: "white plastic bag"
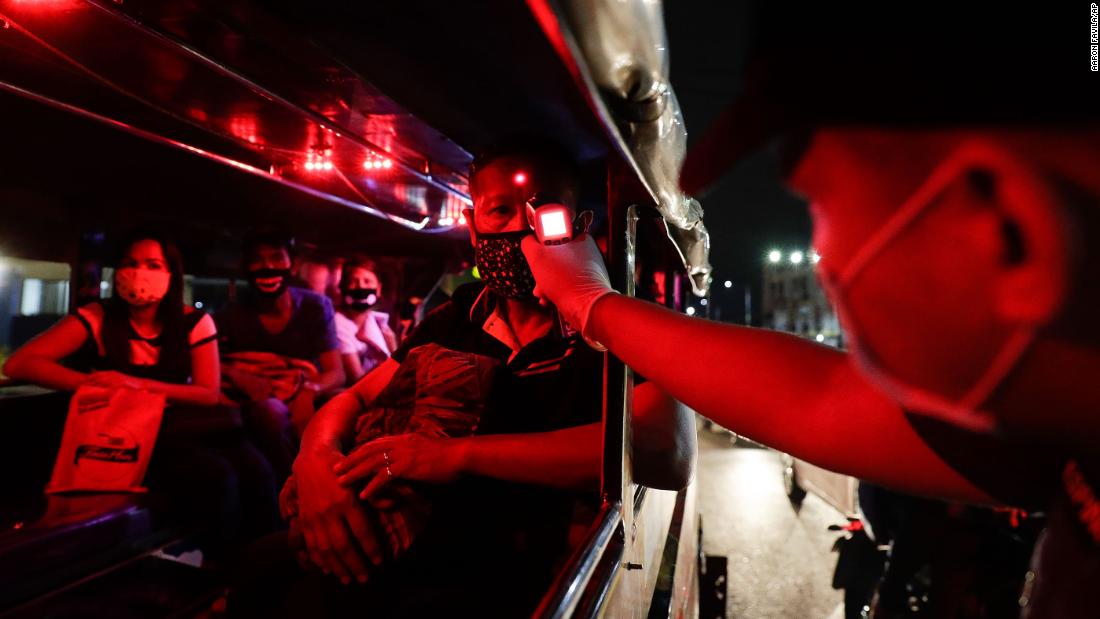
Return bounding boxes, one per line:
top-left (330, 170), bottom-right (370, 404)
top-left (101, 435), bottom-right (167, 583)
top-left (46, 385), bottom-right (166, 493)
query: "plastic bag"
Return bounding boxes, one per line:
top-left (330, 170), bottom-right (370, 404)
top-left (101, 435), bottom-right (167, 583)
top-left (46, 385), bottom-right (167, 493)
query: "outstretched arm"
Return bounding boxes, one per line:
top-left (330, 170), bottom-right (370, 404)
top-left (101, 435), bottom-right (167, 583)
top-left (334, 422), bottom-right (603, 497)
top-left (523, 235), bottom-right (994, 504)
top-left (335, 382), bottom-right (698, 496)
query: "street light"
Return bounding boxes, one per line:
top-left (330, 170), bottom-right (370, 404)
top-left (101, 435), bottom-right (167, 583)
top-left (723, 280), bottom-right (732, 288)
top-left (790, 251), bottom-right (804, 264)
top-left (810, 250), bottom-right (821, 264)
top-left (768, 250), bottom-right (782, 263)
top-left (686, 307), bottom-right (696, 316)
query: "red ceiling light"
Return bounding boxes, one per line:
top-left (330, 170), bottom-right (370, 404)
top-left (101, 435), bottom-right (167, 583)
top-left (512, 171), bottom-right (527, 186)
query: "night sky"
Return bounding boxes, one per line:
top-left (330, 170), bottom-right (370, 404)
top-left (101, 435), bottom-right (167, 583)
top-left (663, 2), bottom-right (811, 316)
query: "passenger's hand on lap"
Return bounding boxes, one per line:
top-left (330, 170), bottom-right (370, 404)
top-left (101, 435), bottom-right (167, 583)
top-left (84, 371), bottom-right (146, 391)
top-left (292, 446), bottom-right (385, 584)
top-left (333, 434), bottom-right (466, 500)
top-left (237, 373), bottom-right (273, 402)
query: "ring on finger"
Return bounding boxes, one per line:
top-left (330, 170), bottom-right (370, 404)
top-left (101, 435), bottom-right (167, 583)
top-left (383, 450), bottom-right (394, 478)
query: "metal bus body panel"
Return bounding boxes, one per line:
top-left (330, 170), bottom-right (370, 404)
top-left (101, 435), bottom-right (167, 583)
top-left (794, 458), bottom-right (859, 518)
top-left (597, 488), bottom-right (675, 618)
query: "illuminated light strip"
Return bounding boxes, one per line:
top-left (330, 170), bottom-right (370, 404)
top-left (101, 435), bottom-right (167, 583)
top-left (0, 79), bottom-right (438, 232)
top-left (0, 5), bottom-right (468, 228)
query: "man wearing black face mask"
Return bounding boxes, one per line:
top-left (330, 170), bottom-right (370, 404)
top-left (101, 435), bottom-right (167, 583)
top-left (228, 142), bottom-right (696, 618)
top-left (216, 230), bottom-right (345, 483)
top-left (334, 258), bottom-right (397, 384)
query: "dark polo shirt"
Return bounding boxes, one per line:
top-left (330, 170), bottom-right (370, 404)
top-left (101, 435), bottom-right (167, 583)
top-left (389, 282), bottom-right (604, 612)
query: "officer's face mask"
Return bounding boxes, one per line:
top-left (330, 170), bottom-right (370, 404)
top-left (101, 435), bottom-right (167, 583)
top-left (343, 287), bottom-right (378, 311)
top-left (474, 228), bottom-right (537, 300)
top-left (817, 144), bottom-right (1036, 434)
top-left (249, 268), bottom-right (291, 299)
top-left (115, 267), bottom-right (171, 306)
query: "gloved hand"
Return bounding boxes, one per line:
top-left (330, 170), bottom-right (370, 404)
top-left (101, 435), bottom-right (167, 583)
top-left (521, 234), bottom-right (616, 339)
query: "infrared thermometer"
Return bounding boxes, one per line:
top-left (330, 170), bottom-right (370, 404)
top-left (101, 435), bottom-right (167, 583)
top-left (524, 193), bottom-right (587, 340)
top-left (525, 194), bottom-right (574, 246)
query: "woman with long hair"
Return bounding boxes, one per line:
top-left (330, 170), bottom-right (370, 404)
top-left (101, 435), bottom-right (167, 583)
top-left (4, 230), bottom-right (278, 555)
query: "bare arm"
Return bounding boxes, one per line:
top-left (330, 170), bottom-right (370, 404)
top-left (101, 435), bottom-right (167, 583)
top-left (456, 422), bottom-right (602, 490)
top-left (138, 338), bottom-right (221, 406)
top-left (587, 294), bottom-right (994, 504)
top-left (631, 382), bottom-right (697, 490)
top-left (340, 352), bottom-right (365, 386)
top-left (316, 349), bottom-right (346, 396)
top-left (299, 357), bottom-right (399, 456)
top-left (2, 315), bottom-right (93, 390)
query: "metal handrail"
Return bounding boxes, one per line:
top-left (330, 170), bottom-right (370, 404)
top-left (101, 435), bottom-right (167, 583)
top-left (532, 501), bottom-right (622, 619)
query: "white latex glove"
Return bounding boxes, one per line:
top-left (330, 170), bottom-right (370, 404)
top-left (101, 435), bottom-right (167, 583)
top-left (521, 234), bottom-right (616, 339)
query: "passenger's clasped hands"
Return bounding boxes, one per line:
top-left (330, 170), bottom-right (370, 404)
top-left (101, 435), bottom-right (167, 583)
top-left (290, 446), bottom-right (384, 585)
top-left (333, 434), bottom-right (466, 500)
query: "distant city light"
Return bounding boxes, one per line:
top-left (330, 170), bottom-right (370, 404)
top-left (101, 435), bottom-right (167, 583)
top-left (686, 307), bottom-right (696, 316)
top-left (815, 333), bottom-right (825, 343)
top-left (790, 251), bottom-right (804, 264)
top-left (700, 298), bottom-right (708, 306)
top-left (768, 250), bottom-right (782, 263)
top-left (724, 280), bottom-right (733, 288)
top-left (194, 301), bottom-right (204, 309)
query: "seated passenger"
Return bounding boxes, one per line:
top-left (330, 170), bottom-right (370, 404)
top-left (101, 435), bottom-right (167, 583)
top-left (216, 230), bottom-right (345, 484)
top-left (2, 230), bottom-right (279, 554)
top-left (293, 253), bottom-right (339, 306)
top-left (334, 259), bottom-right (397, 384)
top-left (228, 141), bottom-right (696, 618)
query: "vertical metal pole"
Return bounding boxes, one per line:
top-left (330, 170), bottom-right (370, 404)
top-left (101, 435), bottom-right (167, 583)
top-left (602, 163), bottom-right (636, 506)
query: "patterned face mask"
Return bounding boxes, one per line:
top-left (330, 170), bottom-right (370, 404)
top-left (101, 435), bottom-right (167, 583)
top-left (474, 229), bottom-right (537, 299)
top-left (114, 267), bottom-right (171, 306)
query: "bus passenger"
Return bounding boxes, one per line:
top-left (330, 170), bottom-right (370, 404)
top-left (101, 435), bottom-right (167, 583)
top-left (334, 258), bottom-right (397, 385)
top-left (227, 141), bottom-right (696, 618)
top-left (216, 230), bottom-right (346, 484)
top-left (293, 252), bottom-right (340, 307)
top-left (3, 230), bottom-right (279, 553)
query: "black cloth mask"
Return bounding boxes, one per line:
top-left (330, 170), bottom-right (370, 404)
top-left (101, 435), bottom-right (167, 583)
top-left (248, 267), bottom-right (291, 299)
top-left (474, 229), bottom-right (536, 300)
top-left (343, 288), bottom-right (378, 311)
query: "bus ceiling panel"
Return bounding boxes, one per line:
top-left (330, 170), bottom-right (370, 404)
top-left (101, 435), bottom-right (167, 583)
top-left (0, 89), bottom-right (469, 273)
top-left (0, 0), bottom-right (475, 231)
top-left (252, 0), bottom-right (613, 166)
